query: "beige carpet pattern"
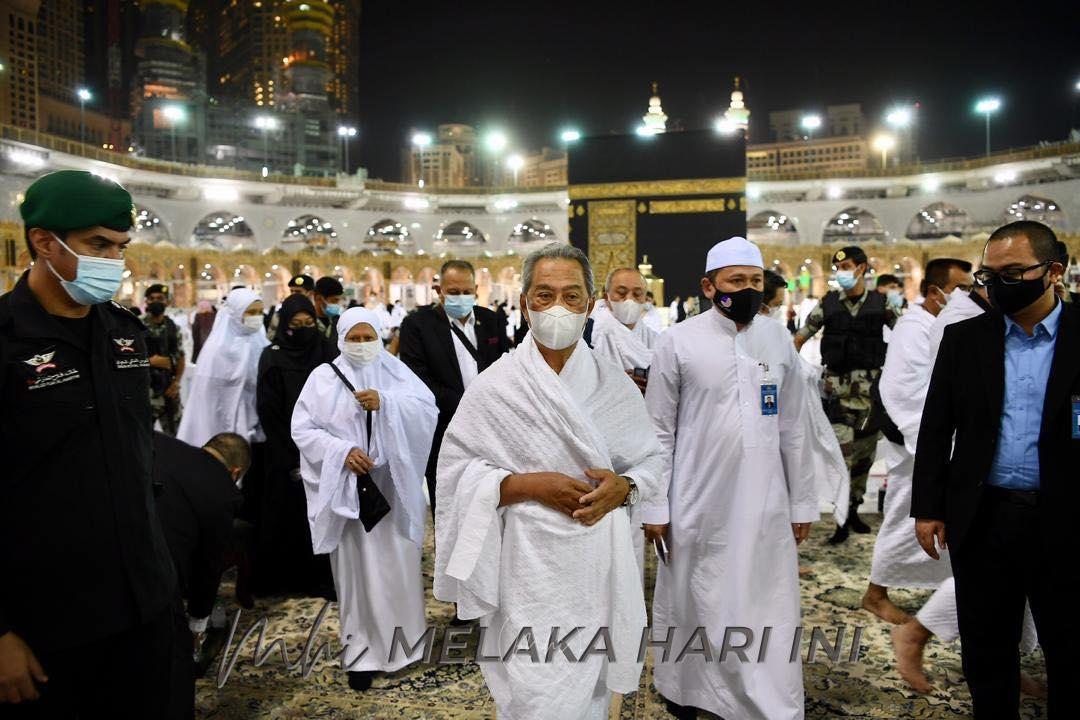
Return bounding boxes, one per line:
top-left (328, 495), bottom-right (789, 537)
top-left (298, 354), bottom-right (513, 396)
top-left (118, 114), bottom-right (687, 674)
top-left (195, 516), bottom-right (1047, 719)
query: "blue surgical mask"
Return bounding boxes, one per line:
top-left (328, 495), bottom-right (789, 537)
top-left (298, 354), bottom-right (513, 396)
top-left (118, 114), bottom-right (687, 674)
top-left (644, 302), bottom-right (655, 312)
top-left (45, 233), bottom-right (126, 305)
top-left (444, 294), bottom-right (476, 319)
top-left (324, 302), bottom-right (342, 317)
top-left (835, 270), bottom-right (858, 290)
top-left (886, 289), bottom-right (904, 308)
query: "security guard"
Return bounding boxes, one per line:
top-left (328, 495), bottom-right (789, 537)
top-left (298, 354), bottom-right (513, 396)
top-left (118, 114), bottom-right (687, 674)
top-left (0, 171), bottom-right (176, 713)
top-left (265, 273), bottom-right (314, 338)
top-left (795, 246), bottom-right (900, 543)
top-left (143, 283), bottom-right (185, 436)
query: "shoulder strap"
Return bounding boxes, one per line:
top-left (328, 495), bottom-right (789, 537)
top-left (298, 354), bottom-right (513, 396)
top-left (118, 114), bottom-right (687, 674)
top-left (325, 362), bottom-right (373, 445)
top-left (449, 321), bottom-right (480, 363)
top-left (326, 361), bottom-right (355, 392)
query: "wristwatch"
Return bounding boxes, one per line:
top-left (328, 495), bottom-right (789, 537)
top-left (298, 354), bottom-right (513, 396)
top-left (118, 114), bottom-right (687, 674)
top-left (621, 476), bottom-right (639, 507)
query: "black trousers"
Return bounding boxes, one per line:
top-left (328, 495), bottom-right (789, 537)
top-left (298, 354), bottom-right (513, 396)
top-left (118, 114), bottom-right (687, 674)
top-left (4, 605), bottom-right (174, 720)
top-left (425, 424), bottom-right (447, 521)
top-left (952, 488), bottom-right (1077, 719)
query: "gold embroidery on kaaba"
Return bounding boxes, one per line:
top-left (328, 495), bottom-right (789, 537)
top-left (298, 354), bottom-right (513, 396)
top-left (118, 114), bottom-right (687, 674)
top-left (648, 198), bottom-right (732, 214)
top-left (568, 177), bottom-right (746, 200)
top-left (587, 200), bottom-right (636, 288)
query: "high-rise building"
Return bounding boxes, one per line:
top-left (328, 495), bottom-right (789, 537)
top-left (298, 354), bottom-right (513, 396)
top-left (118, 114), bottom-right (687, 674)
top-left (0, 1), bottom-right (42, 130)
top-left (518, 148), bottom-right (567, 188)
top-left (328, 0), bottom-right (361, 116)
top-left (198, 0), bottom-right (289, 110)
top-left (769, 103), bottom-right (866, 142)
top-left (404, 124), bottom-right (477, 188)
top-left (36, 0), bottom-right (83, 101)
top-left (131, 0), bottom-right (204, 163)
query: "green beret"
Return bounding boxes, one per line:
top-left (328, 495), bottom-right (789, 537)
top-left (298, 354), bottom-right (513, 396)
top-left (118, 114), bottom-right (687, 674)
top-left (20, 170), bottom-right (135, 233)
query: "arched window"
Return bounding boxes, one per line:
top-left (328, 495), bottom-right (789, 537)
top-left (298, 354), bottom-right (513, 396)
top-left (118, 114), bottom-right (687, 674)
top-left (822, 207), bottom-right (886, 243)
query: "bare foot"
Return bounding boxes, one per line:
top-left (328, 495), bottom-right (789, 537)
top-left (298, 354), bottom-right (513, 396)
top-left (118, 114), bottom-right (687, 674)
top-left (799, 566), bottom-right (814, 577)
top-left (891, 621), bottom-right (932, 694)
top-left (862, 585), bottom-right (913, 625)
top-left (1019, 671), bottom-right (1047, 698)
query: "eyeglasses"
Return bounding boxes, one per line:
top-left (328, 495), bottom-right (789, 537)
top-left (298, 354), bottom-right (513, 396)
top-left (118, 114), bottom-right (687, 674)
top-left (973, 261), bottom-right (1051, 286)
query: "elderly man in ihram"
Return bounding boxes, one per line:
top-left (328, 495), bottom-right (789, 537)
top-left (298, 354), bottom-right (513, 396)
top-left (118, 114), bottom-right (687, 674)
top-left (434, 243), bottom-right (664, 720)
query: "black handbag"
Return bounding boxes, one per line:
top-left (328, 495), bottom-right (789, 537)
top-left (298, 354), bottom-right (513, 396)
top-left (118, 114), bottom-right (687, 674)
top-left (326, 363), bottom-right (390, 532)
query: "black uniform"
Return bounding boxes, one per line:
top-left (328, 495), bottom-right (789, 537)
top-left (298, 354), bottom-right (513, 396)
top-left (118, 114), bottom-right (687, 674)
top-left (0, 274), bottom-right (176, 716)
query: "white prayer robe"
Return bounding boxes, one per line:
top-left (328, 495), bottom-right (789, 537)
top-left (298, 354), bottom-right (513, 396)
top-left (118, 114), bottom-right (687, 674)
top-left (929, 291), bottom-right (986, 362)
top-left (588, 304), bottom-right (655, 581)
top-left (871, 304), bottom-right (952, 588)
top-left (641, 306), bottom-right (664, 335)
top-left (434, 333), bottom-right (664, 720)
top-left (291, 308), bottom-right (438, 672)
top-left (645, 307), bottom-right (819, 720)
top-left (589, 304), bottom-right (653, 372)
top-left (631, 317), bottom-right (660, 349)
top-left (739, 315), bottom-right (847, 525)
top-left (177, 289), bottom-right (269, 447)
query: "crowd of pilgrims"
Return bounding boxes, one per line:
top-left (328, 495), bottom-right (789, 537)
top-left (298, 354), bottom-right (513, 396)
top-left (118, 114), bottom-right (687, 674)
top-left (8, 171), bottom-right (1077, 720)
top-left (13, 232), bottom-right (1079, 720)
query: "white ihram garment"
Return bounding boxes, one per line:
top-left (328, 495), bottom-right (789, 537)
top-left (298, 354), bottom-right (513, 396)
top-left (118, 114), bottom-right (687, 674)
top-left (434, 333), bottom-right (664, 720)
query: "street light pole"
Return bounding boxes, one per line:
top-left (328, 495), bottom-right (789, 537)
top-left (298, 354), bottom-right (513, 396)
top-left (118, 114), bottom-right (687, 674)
top-left (76, 88), bottom-right (91, 144)
top-left (975, 98), bottom-right (1001, 157)
top-left (337, 126), bottom-right (356, 174)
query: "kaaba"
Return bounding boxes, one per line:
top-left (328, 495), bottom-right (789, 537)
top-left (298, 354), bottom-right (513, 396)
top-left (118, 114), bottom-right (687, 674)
top-left (568, 129), bottom-right (747, 305)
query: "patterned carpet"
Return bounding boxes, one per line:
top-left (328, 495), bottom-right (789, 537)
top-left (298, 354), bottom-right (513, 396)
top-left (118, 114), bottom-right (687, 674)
top-left (195, 515), bottom-right (1047, 719)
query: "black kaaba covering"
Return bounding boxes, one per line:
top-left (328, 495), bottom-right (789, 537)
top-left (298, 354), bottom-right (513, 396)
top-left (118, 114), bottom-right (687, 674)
top-left (568, 130), bottom-right (746, 302)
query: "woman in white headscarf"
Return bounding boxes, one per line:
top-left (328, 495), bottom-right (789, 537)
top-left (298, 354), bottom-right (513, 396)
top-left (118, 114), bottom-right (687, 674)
top-left (291, 307), bottom-right (437, 692)
top-left (177, 288), bottom-right (269, 446)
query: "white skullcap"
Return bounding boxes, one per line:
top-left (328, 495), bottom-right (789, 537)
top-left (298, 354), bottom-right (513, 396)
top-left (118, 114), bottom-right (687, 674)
top-left (704, 236), bottom-right (764, 272)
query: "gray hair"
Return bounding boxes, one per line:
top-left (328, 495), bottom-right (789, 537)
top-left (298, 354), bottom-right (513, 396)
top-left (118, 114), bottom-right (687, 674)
top-left (603, 267), bottom-right (647, 294)
top-left (521, 242), bottom-right (595, 297)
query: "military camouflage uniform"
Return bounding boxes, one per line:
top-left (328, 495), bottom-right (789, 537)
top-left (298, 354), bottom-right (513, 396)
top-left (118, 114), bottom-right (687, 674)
top-left (145, 315), bottom-right (183, 436)
top-left (796, 291), bottom-right (899, 505)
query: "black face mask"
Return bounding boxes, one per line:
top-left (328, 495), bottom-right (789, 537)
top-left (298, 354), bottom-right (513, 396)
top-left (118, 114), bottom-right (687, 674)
top-left (712, 287), bottom-right (764, 325)
top-left (987, 272), bottom-right (1049, 316)
top-left (284, 325), bottom-right (317, 346)
top-left (146, 301), bottom-right (166, 316)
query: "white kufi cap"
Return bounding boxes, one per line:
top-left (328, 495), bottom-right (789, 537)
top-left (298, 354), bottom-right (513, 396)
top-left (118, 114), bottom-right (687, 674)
top-left (704, 236), bottom-right (764, 272)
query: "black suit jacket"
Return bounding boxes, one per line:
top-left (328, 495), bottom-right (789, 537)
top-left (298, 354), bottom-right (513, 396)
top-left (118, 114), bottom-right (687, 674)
top-left (152, 433), bottom-right (241, 620)
top-left (911, 302), bottom-right (1080, 550)
top-left (398, 303), bottom-right (510, 431)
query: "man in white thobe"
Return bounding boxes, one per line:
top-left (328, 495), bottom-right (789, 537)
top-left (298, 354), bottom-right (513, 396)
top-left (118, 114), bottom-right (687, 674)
top-left (434, 243), bottom-right (664, 720)
top-left (863, 259), bottom-right (974, 627)
top-left (645, 237), bottom-right (818, 720)
top-left (738, 293), bottom-right (850, 529)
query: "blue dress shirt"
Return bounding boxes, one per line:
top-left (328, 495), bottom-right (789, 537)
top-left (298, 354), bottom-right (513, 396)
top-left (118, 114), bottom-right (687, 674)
top-left (987, 300), bottom-right (1062, 491)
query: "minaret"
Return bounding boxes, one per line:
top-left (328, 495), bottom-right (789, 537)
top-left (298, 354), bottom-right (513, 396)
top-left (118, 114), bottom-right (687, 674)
top-left (723, 76), bottom-right (750, 136)
top-left (640, 81), bottom-right (668, 135)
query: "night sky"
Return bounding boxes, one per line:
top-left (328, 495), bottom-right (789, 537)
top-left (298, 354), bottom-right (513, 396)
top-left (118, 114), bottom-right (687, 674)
top-left (353, 0), bottom-right (1080, 182)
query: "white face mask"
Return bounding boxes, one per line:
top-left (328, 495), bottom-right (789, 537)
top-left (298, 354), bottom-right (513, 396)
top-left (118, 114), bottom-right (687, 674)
top-left (342, 339), bottom-right (381, 366)
top-left (242, 315), bottom-right (264, 333)
top-left (949, 287), bottom-right (968, 304)
top-left (609, 298), bottom-right (643, 326)
top-left (769, 304), bottom-right (785, 322)
top-left (527, 304), bottom-right (587, 350)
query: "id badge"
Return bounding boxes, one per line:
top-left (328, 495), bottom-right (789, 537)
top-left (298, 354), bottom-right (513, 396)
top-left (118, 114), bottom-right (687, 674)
top-left (761, 383), bottom-right (778, 416)
top-left (1072, 395), bottom-right (1080, 440)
